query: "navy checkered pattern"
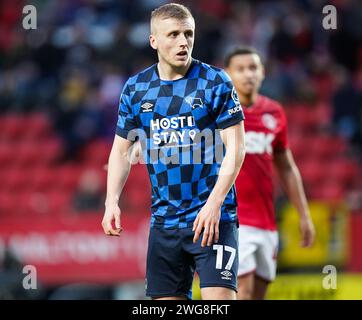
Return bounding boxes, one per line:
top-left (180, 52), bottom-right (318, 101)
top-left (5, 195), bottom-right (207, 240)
top-left (116, 59), bottom-right (244, 229)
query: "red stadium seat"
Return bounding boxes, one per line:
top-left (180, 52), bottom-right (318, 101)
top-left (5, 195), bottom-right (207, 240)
top-left (122, 164), bottom-right (151, 211)
top-left (31, 167), bottom-right (56, 192)
top-left (286, 106), bottom-right (319, 131)
top-left (14, 190), bottom-right (72, 216)
top-left (7, 138), bottom-right (63, 168)
top-left (0, 192), bottom-right (16, 215)
top-left (127, 163), bottom-right (150, 184)
top-left (81, 139), bottom-right (111, 166)
top-left (17, 191), bottom-right (49, 216)
top-left (24, 113), bottom-right (52, 140)
top-left (47, 191), bottom-right (72, 215)
top-left (298, 159), bottom-right (327, 186)
top-left (39, 138), bottom-right (64, 165)
top-left (2, 114), bottom-right (25, 140)
top-left (15, 141), bottom-right (41, 168)
top-left (0, 143), bottom-right (14, 168)
top-left (310, 182), bottom-right (344, 201)
top-left (325, 159), bottom-right (360, 187)
top-left (4, 169), bottom-right (32, 192)
top-left (55, 165), bottom-right (81, 192)
top-left (308, 136), bottom-right (347, 160)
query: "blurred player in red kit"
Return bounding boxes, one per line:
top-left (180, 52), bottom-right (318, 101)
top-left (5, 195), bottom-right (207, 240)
top-left (225, 47), bottom-right (316, 300)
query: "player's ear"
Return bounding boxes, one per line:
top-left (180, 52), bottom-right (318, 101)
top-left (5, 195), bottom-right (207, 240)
top-left (150, 34), bottom-right (157, 50)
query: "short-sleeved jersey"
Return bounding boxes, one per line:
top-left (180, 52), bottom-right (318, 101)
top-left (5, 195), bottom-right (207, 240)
top-left (235, 95), bottom-right (288, 231)
top-left (116, 59), bottom-right (244, 229)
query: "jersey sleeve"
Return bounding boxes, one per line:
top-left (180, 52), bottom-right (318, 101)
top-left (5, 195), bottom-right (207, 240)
top-left (273, 106), bottom-right (289, 152)
top-left (115, 81), bottom-right (139, 140)
top-left (212, 71), bottom-right (245, 130)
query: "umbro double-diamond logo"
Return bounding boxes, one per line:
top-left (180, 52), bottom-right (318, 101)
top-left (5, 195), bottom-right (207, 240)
top-left (141, 102), bottom-right (154, 112)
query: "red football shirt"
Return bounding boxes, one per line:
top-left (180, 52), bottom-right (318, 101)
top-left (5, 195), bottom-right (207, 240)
top-left (236, 95), bottom-right (288, 231)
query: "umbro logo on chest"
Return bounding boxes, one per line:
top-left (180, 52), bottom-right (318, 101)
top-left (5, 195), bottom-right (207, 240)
top-left (141, 102), bottom-right (154, 113)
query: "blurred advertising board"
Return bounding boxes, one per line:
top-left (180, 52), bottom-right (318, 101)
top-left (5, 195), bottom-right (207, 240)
top-left (278, 201), bottom-right (349, 268)
top-left (191, 273), bottom-right (362, 300)
top-left (267, 273), bottom-right (362, 300)
top-left (0, 214), bottom-right (149, 285)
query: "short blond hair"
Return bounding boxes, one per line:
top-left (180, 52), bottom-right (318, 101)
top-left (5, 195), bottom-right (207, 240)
top-left (150, 3), bottom-right (194, 33)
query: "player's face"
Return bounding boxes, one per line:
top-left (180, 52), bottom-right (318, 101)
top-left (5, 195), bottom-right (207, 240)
top-left (226, 54), bottom-right (264, 96)
top-left (150, 17), bottom-right (195, 69)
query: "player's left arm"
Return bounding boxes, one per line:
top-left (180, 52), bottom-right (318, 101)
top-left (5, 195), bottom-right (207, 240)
top-left (273, 149), bottom-right (316, 247)
top-left (193, 121), bottom-right (245, 247)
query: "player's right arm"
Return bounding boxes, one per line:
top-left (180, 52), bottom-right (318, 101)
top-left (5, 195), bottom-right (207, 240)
top-left (102, 135), bottom-right (133, 236)
top-left (102, 79), bottom-right (138, 236)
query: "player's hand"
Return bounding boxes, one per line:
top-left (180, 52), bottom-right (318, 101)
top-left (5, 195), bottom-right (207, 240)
top-left (102, 204), bottom-right (123, 236)
top-left (299, 216), bottom-right (315, 247)
top-left (192, 200), bottom-right (221, 247)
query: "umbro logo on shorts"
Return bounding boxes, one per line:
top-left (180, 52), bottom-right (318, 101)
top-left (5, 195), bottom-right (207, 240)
top-left (220, 270), bottom-right (232, 280)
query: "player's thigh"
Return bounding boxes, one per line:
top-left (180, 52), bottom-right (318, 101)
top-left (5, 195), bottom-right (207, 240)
top-left (193, 222), bottom-right (239, 296)
top-left (201, 286), bottom-right (236, 300)
top-left (255, 230), bottom-right (278, 282)
top-left (146, 227), bottom-right (194, 299)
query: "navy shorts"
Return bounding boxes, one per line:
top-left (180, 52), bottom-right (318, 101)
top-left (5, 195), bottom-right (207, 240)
top-left (145, 221), bottom-right (239, 299)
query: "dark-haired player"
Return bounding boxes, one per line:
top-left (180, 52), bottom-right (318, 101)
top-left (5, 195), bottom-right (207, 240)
top-left (225, 46), bottom-right (315, 300)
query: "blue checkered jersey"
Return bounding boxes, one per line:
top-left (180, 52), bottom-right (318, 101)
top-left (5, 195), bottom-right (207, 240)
top-left (116, 59), bottom-right (244, 229)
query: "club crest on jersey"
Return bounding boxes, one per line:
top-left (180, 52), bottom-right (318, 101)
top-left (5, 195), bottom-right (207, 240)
top-left (185, 97), bottom-right (203, 109)
top-left (231, 87), bottom-right (241, 106)
top-left (141, 102), bottom-right (154, 113)
top-left (262, 114), bottom-right (277, 130)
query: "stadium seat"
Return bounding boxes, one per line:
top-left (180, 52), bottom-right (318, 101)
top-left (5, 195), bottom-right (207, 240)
top-left (17, 191), bottom-right (49, 216)
top-left (4, 169), bottom-right (32, 192)
top-left (325, 159), bottom-right (360, 188)
top-left (310, 182), bottom-right (344, 201)
top-left (40, 138), bottom-right (64, 165)
top-left (31, 167), bottom-right (55, 192)
top-left (286, 106), bottom-right (319, 131)
top-left (81, 139), bottom-right (111, 166)
top-left (0, 192), bottom-right (16, 215)
top-left (55, 165), bottom-right (81, 192)
top-left (308, 136), bottom-right (347, 160)
top-left (298, 159), bottom-right (327, 186)
top-left (0, 143), bottom-right (14, 168)
top-left (47, 191), bottom-right (72, 215)
top-left (2, 114), bottom-right (25, 140)
top-left (24, 113), bottom-right (52, 140)
top-left (15, 141), bottom-right (41, 168)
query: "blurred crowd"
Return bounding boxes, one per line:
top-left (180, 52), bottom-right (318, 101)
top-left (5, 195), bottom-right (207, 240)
top-left (0, 0), bottom-right (361, 300)
top-left (0, 0), bottom-right (361, 154)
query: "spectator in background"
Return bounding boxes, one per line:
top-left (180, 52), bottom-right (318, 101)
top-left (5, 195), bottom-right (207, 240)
top-left (0, 248), bottom-right (44, 299)
top-left (72, 169), bottom-right (104, 212)
top-left (332, 67), bottom-right (362, 149)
